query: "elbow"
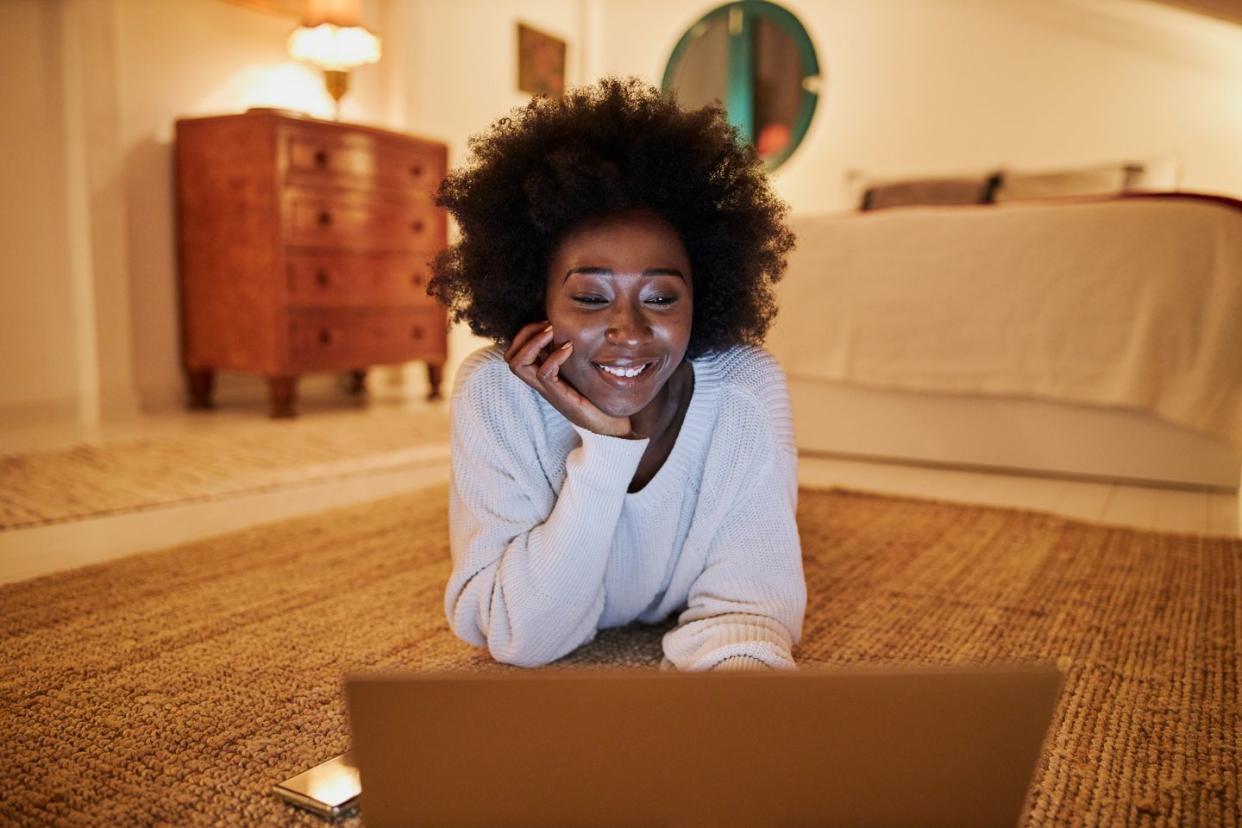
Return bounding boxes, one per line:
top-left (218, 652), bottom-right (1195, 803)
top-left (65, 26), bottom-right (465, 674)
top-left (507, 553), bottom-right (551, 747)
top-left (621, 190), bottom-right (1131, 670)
top-left (446, 592), bottom-right (579, 667)
top-left (445, 606), bottom-right (555, 667)
top-left (485, 604), bottom-right (595, 667)
top-left (445, 567), bottom-right (601, 667)
top-left (444, 578), bottom-right (486, 648)
top-left (484, 605), bottom-right (600, 668)
top-left (483, 615), bottom-right (586, 667)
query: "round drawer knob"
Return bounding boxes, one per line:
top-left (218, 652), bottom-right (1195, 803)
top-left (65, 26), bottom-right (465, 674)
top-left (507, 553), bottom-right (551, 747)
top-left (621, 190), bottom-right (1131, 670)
top-left (411, 219), bottom-right (425, 233)
top-left (318, 211), bottom-right (332, 227)
top-left (411, 326), bottom-right (424, 341)
top-left (410, 273), bottom-right (423, 287)
top-left (318, 328), bottom-right (333, 346)
top-left (314, 149), bottom-right (329, 167)
top-left (410, 163), bottom-right (423, 177)
top-left (315, 270), bottom-right (330, 287)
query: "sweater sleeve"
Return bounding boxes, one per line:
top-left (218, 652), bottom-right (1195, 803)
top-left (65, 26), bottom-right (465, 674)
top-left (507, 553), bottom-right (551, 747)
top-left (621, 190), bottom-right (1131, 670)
top-left (661, 359), bottom-right (807, 671)
top-left (444, 357), bottom-right (649, 667)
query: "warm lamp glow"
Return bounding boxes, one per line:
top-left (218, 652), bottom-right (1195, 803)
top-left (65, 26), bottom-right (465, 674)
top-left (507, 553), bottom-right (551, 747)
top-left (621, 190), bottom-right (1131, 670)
top-left (287, 24), bottom-right (381, 71)
top-left (287, 0), bottom-right (381, 118)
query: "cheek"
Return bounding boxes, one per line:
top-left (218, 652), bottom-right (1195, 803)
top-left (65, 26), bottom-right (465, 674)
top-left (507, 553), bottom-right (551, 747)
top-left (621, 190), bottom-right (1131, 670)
top-left (659, 310), bottom-right (693, 357)
top-left (548, 315), bottom-right (585, 349)
top-left (549, 323), bottom-right (598, 381)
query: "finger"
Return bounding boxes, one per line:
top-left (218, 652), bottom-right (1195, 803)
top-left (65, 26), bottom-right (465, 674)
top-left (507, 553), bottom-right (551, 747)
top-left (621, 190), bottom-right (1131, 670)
top-left (518, 341), bottom-right (632, 437)
top-left (504, 321), bottom-right (550, 362)
top-left (537, 345), bottom-right (593, 413)
top-left (508, 325), bottom-right (555, 371)
top-left (537, 353), bottom-right (632, 438)
top-left (504, 321), bottom-right (552, 362)
top-left (514, 328), bottom-right (555, 372)
top-left (536, 340), bottom-right (573, 385)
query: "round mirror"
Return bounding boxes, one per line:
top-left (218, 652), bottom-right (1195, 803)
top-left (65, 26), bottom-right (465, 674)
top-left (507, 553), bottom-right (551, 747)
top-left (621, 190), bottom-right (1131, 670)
top-left (663, 1), bottom-right (821, 170)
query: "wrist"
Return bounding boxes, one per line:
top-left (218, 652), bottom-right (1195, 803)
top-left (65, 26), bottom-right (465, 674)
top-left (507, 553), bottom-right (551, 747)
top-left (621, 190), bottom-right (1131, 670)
top-left (582, 417), bottom-right (636, 439)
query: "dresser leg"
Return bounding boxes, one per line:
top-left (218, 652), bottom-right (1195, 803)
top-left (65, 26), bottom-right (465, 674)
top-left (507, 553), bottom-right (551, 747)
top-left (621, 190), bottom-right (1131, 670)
top-left (346, 369), bottom-right (368, 396)
top-left (426, 362), bottom-right (444, 401)
top-left (268, 375), bottom-right (298, 418)
top-left (186, 369), bottom-right (216, 410)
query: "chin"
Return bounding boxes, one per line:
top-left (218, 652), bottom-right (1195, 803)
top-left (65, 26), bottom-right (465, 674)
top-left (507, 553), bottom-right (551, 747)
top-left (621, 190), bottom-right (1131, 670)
top-left (592, 393), bottom-right (657, 419)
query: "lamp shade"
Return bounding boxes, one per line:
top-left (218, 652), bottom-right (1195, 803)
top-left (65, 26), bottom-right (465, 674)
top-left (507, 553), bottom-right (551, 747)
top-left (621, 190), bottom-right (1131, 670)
top-left (288, 25), bottom-right (380, 70)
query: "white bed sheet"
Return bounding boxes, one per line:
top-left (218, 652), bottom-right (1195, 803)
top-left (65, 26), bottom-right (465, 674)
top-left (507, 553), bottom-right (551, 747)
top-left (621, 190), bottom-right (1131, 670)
top-left (767, 196), bottom-right (1242, 450)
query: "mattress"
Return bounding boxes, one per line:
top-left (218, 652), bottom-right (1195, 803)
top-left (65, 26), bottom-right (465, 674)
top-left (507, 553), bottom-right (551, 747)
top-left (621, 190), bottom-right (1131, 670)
top-left (767, 194), bottom-right (1242, 451)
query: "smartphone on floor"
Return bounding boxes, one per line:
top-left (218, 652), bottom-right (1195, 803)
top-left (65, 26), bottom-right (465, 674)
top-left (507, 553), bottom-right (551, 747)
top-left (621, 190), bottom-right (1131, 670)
top-left (273, 751), bottom-right (361, 820)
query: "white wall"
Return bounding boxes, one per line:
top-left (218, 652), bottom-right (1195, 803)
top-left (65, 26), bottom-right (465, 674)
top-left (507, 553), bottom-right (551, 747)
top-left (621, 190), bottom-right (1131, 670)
top-left (115, 0), bottom-right (394, 410)
top-left (392, 0), bottom-right (585, 392)
top-left (0, 0), bottom-right (394, 428)
top-left (1, 1), bottom-right (79, 419)
top-left (402, 0), bottom-right (1242, 387)
top-left (7, 0), bottom-right (1242, 425)
top-left (594, 0), bottom-right (1242, 211)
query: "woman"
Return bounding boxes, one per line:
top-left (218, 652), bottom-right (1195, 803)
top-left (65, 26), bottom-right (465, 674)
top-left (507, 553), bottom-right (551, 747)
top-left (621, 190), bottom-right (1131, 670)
top-left (429, 78), bottom-right (805, 670)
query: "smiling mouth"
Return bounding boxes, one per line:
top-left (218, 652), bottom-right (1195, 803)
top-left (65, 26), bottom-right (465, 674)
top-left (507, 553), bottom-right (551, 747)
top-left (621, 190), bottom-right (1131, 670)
top-left (593, 360), bottom-right (656, 379)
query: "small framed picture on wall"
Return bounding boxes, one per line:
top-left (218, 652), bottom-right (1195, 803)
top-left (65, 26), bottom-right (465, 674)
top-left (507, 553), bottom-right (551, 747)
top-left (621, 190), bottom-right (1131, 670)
top-left (517, 23), bottom-right (566, 98)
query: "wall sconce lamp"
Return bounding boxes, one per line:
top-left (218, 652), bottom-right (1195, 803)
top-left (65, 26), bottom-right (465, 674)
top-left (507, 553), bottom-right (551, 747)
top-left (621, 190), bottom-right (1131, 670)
top-left (288, 0), bottom-right (381, 119)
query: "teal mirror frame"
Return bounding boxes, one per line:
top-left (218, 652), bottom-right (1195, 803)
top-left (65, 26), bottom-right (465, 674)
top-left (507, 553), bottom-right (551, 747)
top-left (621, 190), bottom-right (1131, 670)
top-left (662, 1), bottom-right (821, 170)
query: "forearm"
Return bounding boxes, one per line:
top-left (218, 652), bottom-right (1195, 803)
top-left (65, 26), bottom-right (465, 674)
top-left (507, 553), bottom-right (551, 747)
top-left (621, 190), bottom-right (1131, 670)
top-left (446, 427), bottom-right (648, 666)
top-left (661, 431), bottom-right (806, 672)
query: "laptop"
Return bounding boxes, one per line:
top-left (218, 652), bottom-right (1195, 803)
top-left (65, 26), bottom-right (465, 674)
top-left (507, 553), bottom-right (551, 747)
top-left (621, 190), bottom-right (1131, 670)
top-left (336, 662), bottom-right (1064, 828)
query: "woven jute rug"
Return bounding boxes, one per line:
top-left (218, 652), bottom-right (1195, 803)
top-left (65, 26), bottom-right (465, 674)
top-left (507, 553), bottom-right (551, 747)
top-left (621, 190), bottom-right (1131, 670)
top-left (0, 485), bottom-right (1237, 826)
top-left (0, 408), bottom-right (449, 531)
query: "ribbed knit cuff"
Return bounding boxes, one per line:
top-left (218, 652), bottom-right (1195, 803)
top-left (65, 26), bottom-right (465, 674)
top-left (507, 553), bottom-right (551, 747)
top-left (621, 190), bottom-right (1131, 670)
top-left (663, 616), bottom-right (798, 672)
top-left (569, 425), bottom-right (649, 488)
top-left (712, 655), bottom-right (773, 672)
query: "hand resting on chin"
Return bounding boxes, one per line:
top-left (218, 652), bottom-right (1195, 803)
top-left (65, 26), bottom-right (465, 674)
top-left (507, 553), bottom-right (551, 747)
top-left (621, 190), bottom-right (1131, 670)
top-left (504, 320), bottom-right (637, 439)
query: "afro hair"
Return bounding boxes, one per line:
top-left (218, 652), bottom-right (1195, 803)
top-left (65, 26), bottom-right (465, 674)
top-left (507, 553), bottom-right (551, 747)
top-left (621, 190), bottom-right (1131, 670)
top-left (427, 76), bottom-right (795, 359)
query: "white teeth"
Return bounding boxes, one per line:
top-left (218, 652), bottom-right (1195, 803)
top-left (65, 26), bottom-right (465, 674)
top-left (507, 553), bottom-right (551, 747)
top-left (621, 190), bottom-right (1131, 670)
top-left (598, 362), bottom-right (650, 378)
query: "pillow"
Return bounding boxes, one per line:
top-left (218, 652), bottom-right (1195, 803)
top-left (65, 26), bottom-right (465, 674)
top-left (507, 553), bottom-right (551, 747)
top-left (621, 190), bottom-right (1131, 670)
top-left (993, 163), bottom-right (1142, 202)
top-left (860, 175), bottom-right (997, 211)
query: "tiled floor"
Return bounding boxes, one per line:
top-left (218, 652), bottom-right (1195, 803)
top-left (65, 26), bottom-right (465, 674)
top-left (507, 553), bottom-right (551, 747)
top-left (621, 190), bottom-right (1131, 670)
top-left (0, 405), bottom-right (1237, 586)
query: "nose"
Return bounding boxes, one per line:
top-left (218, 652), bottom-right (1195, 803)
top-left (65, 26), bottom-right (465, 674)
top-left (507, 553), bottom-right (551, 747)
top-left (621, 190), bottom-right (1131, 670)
top-left (605, 299), bottom-right (651, 347)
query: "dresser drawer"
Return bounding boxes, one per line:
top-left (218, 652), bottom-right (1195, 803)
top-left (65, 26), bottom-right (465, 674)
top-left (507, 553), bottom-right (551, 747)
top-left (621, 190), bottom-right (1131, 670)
top-left (379, 142), bottom-right (443, 194)
top-left (283, 125), bottom-right (444, 194)
top-left (286, 252), bottom-right (436, 307)
top-left (284, 190), bottom-right (444, 251)
top-left (288, 307), bottom-right (446, 370)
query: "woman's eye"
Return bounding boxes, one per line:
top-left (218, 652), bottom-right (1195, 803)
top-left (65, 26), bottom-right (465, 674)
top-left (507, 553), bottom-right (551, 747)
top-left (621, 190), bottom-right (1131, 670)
top-left (571, 295), bottom-right (607, 305)
top-left (646, 295), bottom-right (678, 306)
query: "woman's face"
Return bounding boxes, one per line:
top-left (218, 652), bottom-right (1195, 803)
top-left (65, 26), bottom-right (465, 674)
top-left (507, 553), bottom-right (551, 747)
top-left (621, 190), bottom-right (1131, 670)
top-left (544, 209), bottom-right (694, 418)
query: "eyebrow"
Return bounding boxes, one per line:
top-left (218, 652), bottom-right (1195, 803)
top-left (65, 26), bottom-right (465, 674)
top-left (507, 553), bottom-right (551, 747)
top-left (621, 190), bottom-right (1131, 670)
top-left (563, 266), bottom-right (686, 283)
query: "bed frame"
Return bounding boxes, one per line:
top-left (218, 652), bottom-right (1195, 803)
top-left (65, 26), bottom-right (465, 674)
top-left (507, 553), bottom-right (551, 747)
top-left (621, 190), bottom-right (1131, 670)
top-left (790, 378), bottom-right (1242, 497)
top-left (777, 194), bottom-right (1242, 521)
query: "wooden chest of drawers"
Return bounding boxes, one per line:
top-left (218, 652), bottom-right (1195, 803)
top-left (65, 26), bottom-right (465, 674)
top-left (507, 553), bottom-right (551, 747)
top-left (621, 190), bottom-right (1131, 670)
top-left (174, 109), bottom-right (448, 417)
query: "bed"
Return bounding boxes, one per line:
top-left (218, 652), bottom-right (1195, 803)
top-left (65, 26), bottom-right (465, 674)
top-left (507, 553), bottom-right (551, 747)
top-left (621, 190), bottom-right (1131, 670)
top-left (766, 193), bottom-right (1242, 502)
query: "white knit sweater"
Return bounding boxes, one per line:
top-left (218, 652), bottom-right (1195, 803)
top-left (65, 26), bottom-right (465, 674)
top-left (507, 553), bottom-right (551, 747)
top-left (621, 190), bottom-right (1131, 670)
top-left (444, 344), bottom-right (806, 671)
